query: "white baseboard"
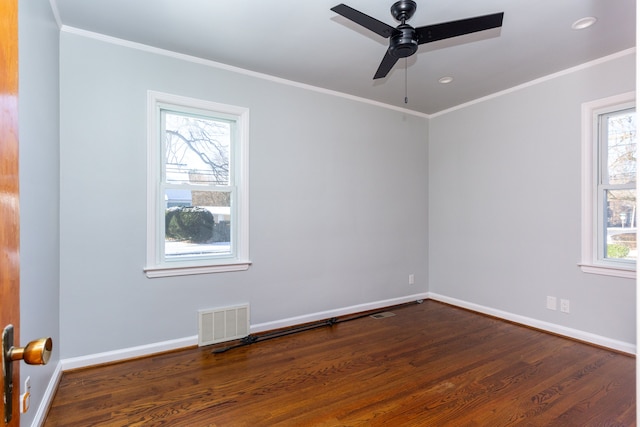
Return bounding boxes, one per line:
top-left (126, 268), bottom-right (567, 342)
top-left (30, 362), bottom-right (63, 427)
top-left (57, 290), bottom-right (631, 370)
top-left (57, 293), bottom-right (430, 372)
top-left (428, 292), bottom-right (636, 355)
top-left (250, 293), bottom-right (430, 334)
top-left (60, 335), bottom-right (198, 371)
top-left (57, 293), bottom-right (429, 372)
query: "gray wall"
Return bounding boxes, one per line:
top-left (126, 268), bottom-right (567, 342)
top-left (18, 0), bottom-right (61, 425)
top-left (59, 33), bottom-right (429, 358)
top-left (428, 53), bottom-right (636, 344)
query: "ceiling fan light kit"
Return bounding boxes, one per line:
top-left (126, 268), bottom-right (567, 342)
top-left (331, 0), bottom-right (504, 80)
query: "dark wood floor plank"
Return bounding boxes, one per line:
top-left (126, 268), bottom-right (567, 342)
top-left (44, 301), bottom-right (635, 426)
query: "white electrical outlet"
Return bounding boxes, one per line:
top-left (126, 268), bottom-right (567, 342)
top-left (408, 274), bottom-right (415, 285)
top-left (560, 299), bottom-right (570, 314)
top-left (546, 296), bottom-right (557, 310)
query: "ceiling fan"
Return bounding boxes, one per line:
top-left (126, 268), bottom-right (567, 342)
top-left (331, 1), bottom-right (504, 79)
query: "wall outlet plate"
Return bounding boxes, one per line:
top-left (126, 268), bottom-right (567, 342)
top-left (546, 296), bottom-right (557, 310)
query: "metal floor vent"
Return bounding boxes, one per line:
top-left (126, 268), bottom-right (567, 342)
top-left (198, 304), bottom-right (250, 346)
top-left (370, 311), bottom-right (396, 319)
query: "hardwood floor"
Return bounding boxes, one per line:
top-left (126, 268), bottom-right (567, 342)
top-left (44, 300), bottom-right (635, 426)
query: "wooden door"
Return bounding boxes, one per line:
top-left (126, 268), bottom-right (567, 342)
top-left (0, 0), bottom-right (21, 425)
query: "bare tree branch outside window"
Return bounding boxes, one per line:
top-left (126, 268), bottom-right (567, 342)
top-left (164, 113), bottom-right (230, 185)
top-left (607, 111), bottom-right (636, 186)
top-left (602, 109), bottom-right (636, 260)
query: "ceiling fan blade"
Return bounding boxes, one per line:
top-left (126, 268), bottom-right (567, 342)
top-left (331, 4), bottom-right (395, 38)
top-left (415, 12), bottom-right (504, 45)
top-left (373, 50), bottom-right (399, 79)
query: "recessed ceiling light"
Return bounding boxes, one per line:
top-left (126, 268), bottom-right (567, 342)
top-left (571, 17), bottom-right (597, 30)
top-left (438, 76), bottom-right (454, 84)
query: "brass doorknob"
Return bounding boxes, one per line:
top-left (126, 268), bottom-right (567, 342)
top-left (9, 337), bottom-right (52, 365)
top-left (2, 325), bottom-right (53, 423)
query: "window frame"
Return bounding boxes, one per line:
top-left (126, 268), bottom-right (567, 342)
top-left (580, 91), bottom-right (636, 279)
top-left (145, 91), bottom-right (250, 278)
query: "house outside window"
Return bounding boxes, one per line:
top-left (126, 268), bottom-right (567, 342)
top-left (145, 91), bottom-right (250, 277)
top-left (580, 92), bottom-right (636, 278)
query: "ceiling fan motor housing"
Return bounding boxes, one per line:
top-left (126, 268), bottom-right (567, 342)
top-left (389, 25), bottom-right (418, 58)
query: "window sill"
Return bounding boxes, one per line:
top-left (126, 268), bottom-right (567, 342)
top-left (144, 260), bottom-right (251, 278)
top-left (578, 263), bottom-right (636, 279)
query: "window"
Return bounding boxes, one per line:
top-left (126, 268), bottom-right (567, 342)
top-left (145, 92), bottom-right (250, 277)
top-left (580, 92), bottom-right (636, 278)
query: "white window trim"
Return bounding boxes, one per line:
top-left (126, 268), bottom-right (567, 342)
top-left (579, 91), bottom-right (635, 279)
top-left (144, 91), bottom-right (250, 278)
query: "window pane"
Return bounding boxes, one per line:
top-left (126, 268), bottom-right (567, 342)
top-left (604, 189), bottom-right (636, 260)
top-left (164, 190), bottom-right (231, 258)
top-left (605, 110), bottom-right (636, 185)
top-left (164, 112), bottom-right (231, 185)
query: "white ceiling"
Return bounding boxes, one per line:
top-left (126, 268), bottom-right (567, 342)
top-left (52, 0), bottom-right (636, 115)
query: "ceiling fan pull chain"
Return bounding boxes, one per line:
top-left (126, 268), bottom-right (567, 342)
top-left (404, 58), bottom-right (408, 104)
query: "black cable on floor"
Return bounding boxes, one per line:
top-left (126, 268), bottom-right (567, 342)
top-left (212, 300), bottom-right (422, 354)
top-left (212, 317), bottom-right (338, 354)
